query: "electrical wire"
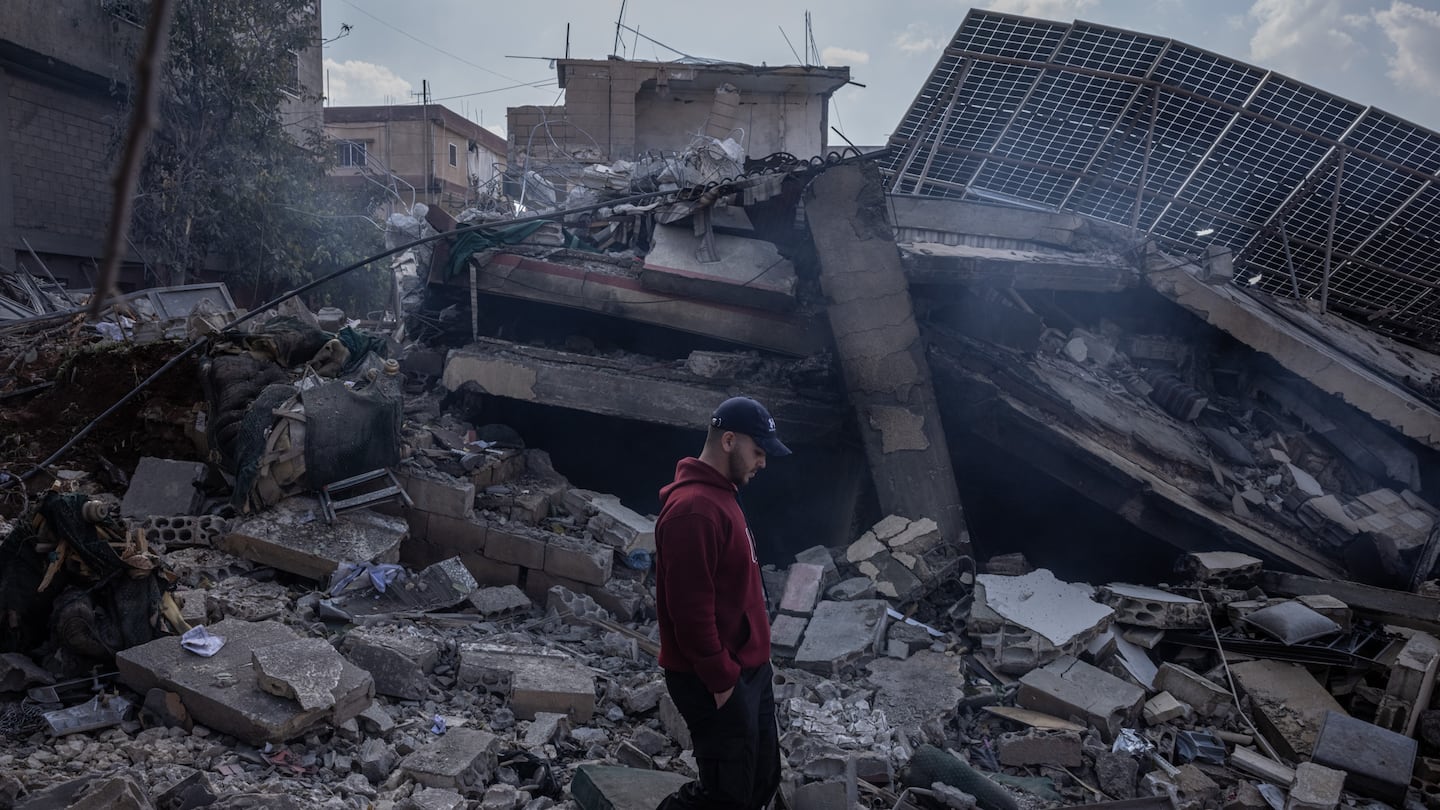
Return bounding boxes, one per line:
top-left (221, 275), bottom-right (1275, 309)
top-left (339, 0), bottom-right (527, 84)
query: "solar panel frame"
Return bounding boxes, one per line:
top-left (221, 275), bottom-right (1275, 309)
top-left (879, 9), bottom-right (1440, 347)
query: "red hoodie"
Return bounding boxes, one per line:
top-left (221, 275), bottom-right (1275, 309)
top-left (655, 457), bottom-right (771, 693)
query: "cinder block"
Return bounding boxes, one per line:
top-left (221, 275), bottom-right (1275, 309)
top-left (484, 528), bottom-right (547, 569)
top-left (425, 513), bottom-right (488, 555)
top-left (998, 729), bottom-right (1083, 767)
top-left (543, 535), bottom-right (612, 585)
top-left (401, 471), bottom-right (475, 519)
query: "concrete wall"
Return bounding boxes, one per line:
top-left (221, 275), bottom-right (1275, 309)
top-left (327, 113), bottom-right (501, 210)
top-left (279, 10), bottom-right (325, 142)
top-left (0, 0), bottom-right (141, 84)
top-left (634, 89), bottom-right (828, 159)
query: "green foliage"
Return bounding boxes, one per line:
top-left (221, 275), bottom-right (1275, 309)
top-left (120, 0), bottom-right (385, 299)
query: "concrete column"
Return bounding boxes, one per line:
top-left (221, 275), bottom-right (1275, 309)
top-left (806, 162), bottom-right (970, 551)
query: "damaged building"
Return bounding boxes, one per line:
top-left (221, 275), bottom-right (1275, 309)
top-left (7, 7), bottom-right (1440, 810)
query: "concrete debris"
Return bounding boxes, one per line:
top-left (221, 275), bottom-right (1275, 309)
top-left (13, 40), bottom-right (1440, 810)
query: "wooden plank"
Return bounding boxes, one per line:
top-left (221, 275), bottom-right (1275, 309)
top-left (983, 705), bottom-right (1086, 732)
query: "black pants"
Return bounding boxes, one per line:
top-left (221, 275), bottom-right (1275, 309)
top-left (658, 661), bottom-right (780, 809)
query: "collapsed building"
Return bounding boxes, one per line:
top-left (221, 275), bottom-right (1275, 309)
top-left (6, 8), bottom-right (1440, 810)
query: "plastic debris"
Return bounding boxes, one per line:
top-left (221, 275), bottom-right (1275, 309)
top-left (180, 625), bottom-right (226, 657)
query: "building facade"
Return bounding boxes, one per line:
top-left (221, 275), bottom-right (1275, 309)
top-left (324, 104), bottom-right (508, 216)
top-left (0, 0), bottom-right (323, 294)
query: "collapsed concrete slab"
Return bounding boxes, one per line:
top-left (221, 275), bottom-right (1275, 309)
top-left (341, 625), bottom-right (444, 701)
top-left (442, 338), bottom-right (844, 444)
top-left (116, 618), bottom-right (373, 744)
top-left (219, 497), bottom-right (406, 580)
top-left (641, 223), bottom-right (797, 312)
top-left (252, 638), bottom-right (343, 712)
top-left (1098, 584), bottom-right (1207, 629)
top-left (864, 651), bottom-right (966, 733)
top-left (461, 252), bottom-right (830, 357)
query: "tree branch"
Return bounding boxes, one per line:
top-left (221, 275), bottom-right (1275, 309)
top-left (90, 0), bottom-right (176, 318)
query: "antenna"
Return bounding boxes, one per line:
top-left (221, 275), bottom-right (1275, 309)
top-left (566, 23), bottom-right (571, 59)
top-left (806, 11), bottom-right (820, 66)
top-left (613, 0), bottom-right (628, 57)
top-left (779, 26), bottom-right (802, 64)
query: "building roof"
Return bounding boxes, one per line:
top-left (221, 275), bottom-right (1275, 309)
top-left (881, 9), bottom-right (1440, 350)
top-left (555, 57), bottom-right (850, 97)
top-left (325, 104), bottom-right (508, 154)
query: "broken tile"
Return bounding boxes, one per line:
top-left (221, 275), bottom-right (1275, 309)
top-left (220, 497), bottom-right (405, 580)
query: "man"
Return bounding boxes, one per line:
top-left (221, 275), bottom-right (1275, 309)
top-left (655, 396), bottom-right (791, 809)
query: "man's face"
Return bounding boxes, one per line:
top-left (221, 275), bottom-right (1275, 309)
top-left (725, 432), bottom-right (767, 487)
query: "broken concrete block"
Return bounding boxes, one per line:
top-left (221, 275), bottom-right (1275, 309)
top-left (1310, 710), bottom-right (1416, 804)
top-left (970, 570), bottom-right (1115, 674)
top-left (587, 576), bottom-right (647, 622)
top-left (1121, 626), bottom-right (1165, 650)
top-left (1231, 659), bottom-right (1347, 760)
top-left (220, 497), bottom-right (405, 580)
top-left (1285, 464), bottom-right (1326, 499)
top-left (468, 584), bottom-right (532, 618)
top-left (857, 551), bottom-right (924, 602)
top-left (483, 526), bottom-right (547, 569)
top-left (657, 692), bottom-right (692, 750)
top-left (1143, 691), bottom-right (1188, 725)
top-left (779, 563), bottom-right (825, 617)
top-left (359, 738), bottom-right (399, 783)
top-left (1285, 763), bottom-right (1345, 810)
top-left (205, 576), bottom-right (291, 622)
top-left (63, 774), bottom-right (155, 810)
top-left (252, 638), bottom-right (343, 712)
top-left (400, 470), bottom-right (475, 519)
top-left (456, 644), bottom-right (596, 722)
top-left (827, 576), bottom-right (876, 601)
top-left (793, 600), bottom-right (889, 675)
top-left (401, 787), bottom-right (467, 810)
top-left (1017, 655), bottom-right (1145, 742)
top-left (400, 727), bottom-right (499, 796)
top-left (771, 614), bottom-right (808, 656)
top-left (791, 779), bottom-right (848, 810)
top-left (1154, 663), bottom-right (1233, 718)
top-left (886, 517), bottom-right (943, 554)
top-left (522, 712), bottom-right (569, 747)
top-left (1096, 751), bottom-right (1139, 799)
top-left (543, 534), bottom-right (612, 585)
top-left (116, 618), bottom-right (373, 745)
top-left (569, 764), bottom-right (689, 810)
top-left (1098, 584), bottom-right (1207, 629)
top-left (641, 224), bottom-right (798, 312)
top-left (340, 626), bottom-right (443, 700)
top-left (1230, 746), bottom-right (1295, 787)
top-left (579, 492), bottom-right (656, 554)
top-left (845, 531), bottom-right (885, 563)
top-left (546, 585), bottom-right (610, 625)
top-left (1293, 594), bottom-right (1352, 634)
top-left (140, 514), bottom-right (231, 550)
top-left (793, 545), bottom-right (839, 589)
top-left (121, 457), bottom-right (206, 519)
top-left (997, 729), bottom-right (1082, 767)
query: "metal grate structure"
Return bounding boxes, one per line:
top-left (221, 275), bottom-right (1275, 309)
top-left (882, 11), bottom-right (1440, 347)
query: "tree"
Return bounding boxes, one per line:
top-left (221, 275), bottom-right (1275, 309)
top-left (118, 1), bottom-right (384, 298)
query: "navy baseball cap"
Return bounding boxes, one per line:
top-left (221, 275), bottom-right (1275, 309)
top-left (711, 396), bottom-right (792, 457)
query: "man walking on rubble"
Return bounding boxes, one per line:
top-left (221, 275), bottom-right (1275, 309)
top-left (655, 396), bottom-right (790, 809)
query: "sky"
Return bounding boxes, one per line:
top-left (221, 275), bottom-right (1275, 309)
top-left (319, 0), bottom-right (1440, 149)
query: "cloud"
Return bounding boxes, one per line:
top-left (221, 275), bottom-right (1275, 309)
top-left (1374, 1), bottom-right (1440, 96)
top-left (1246, 0), bottom-right (1365, 74)
top-left (895, 23), bottom-right (945, 55)
top-left (323, 59), bottom-right (413, 106)
top-left (821, 46), bottom-right (870, 66)
top-left (983, 0), bottom-right (1099, 18)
